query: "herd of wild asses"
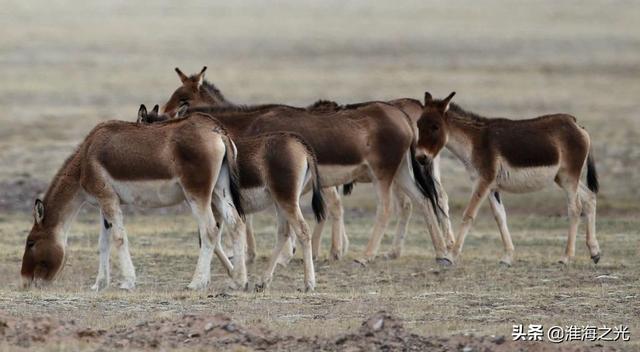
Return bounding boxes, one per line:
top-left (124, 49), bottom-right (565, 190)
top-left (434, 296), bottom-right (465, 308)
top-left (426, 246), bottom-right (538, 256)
top-left (20, 67), bottom-right (600, 292)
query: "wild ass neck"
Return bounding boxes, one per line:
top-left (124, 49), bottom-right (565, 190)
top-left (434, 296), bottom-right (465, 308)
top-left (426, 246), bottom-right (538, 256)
top-left (444, 118), bottom-right (476, 172)
top-left (40, 150), bottom-right (85, 244)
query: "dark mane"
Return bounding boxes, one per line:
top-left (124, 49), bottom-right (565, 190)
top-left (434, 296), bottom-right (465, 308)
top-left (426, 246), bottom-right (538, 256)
top-left (306, 99), bottom-right (340, 112)
top-left (197, 78), bottom-right (234, 107)
top-left (187, 104), bottom-right (303, 115)
top-left (443, 102), bottom-right (489, 123)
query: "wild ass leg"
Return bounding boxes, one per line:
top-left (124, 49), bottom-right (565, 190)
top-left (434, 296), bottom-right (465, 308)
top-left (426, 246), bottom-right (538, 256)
top-left (212, 207), bottom-right (248, 290)
top-left (276, 226), bottom-right (296, 266)
top-left (451, 180), bottom-right (492, 261)
top-left (432, 155), bottom-right (455, 249)
top-left (186, 199), bottom-right (228, 290)
top-left (100, 202), bottom-right (136, 290)
top-left (327, 187), bottom-right (346, 260)
top-left (311, 213), bottom-right (326, 260)
top-left (557, 177), bottom-right (581, 265)
top-left (386, 186), bottom-right (412, 259)
top-left (578, 182), bottom-right (601, 263)
top-left (282, 204), bottom-right (316, 291)
top-left (257, 213), bottom-right (290, 291)
top-left (392, 156), bottom-right (450, 264)
top-left (245, 215), bottom-right (257, 264)
top-left (358, 179), bottom-right (393, 263)
top-left (91, 211), bottom-right (112, 291)
top-left (488, 191), bottom-right (515, 266)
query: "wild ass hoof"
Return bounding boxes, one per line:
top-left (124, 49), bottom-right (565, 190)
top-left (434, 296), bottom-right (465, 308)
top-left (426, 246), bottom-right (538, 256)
top-left (255, 282), bottom-right (269, 293)
top-left (591, 253), bottom-right (601, 264)
top-left (557, 256), bottom-right (571, 265)
top-left (119, 280), bottom-right (135, 291)
top-left (353, 257), bottom-right (370, 267)
top-left (383, 249), bottom-right (401, 260)
top-left (91, 278), bottom-right (109, 292)
top-left (305, 282), bottom-right (315, 293)
top-left (499, 260), bottom-right (512, 268)
top-left (330, 250), bottom-right (342, 261)
top-left (187, 280), bottom-right (209, 291)
top-left (435, 257), bottom-right (453, 266)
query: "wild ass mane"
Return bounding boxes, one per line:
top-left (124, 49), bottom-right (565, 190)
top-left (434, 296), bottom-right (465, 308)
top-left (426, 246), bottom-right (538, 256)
top-left (198, 78), bottom-right (234, 107)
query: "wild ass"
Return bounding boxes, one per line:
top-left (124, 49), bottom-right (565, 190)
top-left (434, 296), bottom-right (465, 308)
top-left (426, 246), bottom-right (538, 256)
top-left (415, 92), bottom-right (601, 265)
top-left (162, 67), bottom-right (452, 264)
top-left (20, 114), bottom-right (246, 291)
top-left (137, 106), bottom-right (325, 291)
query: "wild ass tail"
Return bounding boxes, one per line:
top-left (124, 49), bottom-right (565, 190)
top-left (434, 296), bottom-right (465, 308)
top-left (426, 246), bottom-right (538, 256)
top-left (342, 182), bottom-right (354, 196)
top-left (586, 149), bottom-right (599, 194)
top-left (410, 144), bottom-right (442, 222)
top-left (221, 134), bottom-right (246, 220)
top-left (307, 152), bottom-right (326, 223)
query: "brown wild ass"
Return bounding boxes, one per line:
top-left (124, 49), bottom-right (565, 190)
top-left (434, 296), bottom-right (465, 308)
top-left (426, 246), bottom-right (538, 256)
top-left (163, 67), bottom-right (452, 264)
top-left (305, 98), bottom-right (456, 260)
top-left (21, 114), bottom-right (247, 291)
top-left (415, 92), bottom-right (601, 265)
top-left (137, 106), bottom-right (325, 291)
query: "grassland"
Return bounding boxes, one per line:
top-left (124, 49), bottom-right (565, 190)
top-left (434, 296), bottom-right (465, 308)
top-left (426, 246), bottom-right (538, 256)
top-left (0, 0), bottom-right (639, 350)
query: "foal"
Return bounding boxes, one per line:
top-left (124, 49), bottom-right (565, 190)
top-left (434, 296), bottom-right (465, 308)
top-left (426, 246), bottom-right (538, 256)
top-left (138, 107), bottom-right (325, 291)
top-left (415, 92), bottom-right (600, 265)
top-left (21, 114), bottom-right (245, 290)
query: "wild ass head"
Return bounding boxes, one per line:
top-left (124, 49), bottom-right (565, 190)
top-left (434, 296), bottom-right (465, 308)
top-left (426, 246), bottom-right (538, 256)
top-left (21, 199), bottom-right (65, 287)
top-left (163, 66), bottom-right (231, 116)
top-left (415, 91), bottom-right (456, 164)
top-left (138, 103), bottom-right (188, 124)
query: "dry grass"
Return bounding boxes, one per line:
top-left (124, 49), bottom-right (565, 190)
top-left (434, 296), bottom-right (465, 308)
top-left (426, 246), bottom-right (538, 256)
top-left (1, 0), bottom-right (639, 350)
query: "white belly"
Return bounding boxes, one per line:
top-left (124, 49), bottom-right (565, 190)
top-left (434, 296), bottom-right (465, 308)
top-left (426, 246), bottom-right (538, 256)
top-left (495, 162), bottom-right (559, 193)
top-left (318, 164), bottom-right (370, 187)
top-left (240, 187), bottom-right (273, 214)
top-left (111, 179), bottom-right (185, 208)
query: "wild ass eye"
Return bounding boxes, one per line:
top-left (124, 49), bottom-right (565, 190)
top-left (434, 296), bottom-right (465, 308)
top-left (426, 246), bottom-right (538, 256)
top-left (27, 239), bottom-right (35, 248)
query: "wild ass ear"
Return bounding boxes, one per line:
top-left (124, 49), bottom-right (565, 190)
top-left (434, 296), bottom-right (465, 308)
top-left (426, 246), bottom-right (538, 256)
top-left (34, 199), bottom-right (44, 225)
top-left (440, 91), bottom-right (456, 113)
top-left (152, 104), bottom-right (160, 114)
top-left (137, 104), bottom-right (147, 123)
top-left (195, 66), bottom-right (207, 89)
top-left (175, 67), bottom-right (189, 84)
top-left (176, 102), bottom-right (189, 118)
top-left (424, 92), bottom-right (433, 104)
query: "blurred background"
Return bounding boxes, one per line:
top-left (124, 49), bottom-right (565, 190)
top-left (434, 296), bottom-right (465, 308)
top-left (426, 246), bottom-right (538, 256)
top-left (1, 0), bottom-right (639, 217)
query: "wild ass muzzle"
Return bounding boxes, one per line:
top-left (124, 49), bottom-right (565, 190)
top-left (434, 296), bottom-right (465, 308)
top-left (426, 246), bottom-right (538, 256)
top-left (139, 107), bottom-right (325, 292)
top-left (415, 92), bottom-right (601, 265)
top-left (162, 67), bottom-right (452, 265)
top-left (20, 114), bottom-right (246, 291)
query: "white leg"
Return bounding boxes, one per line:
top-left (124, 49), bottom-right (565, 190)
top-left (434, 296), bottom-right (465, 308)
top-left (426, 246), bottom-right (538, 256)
top-left (392, 155), bottom-right (450, 263)
top-left (559, 182), bottom-right (581, 265)
top-left (187, 201), bottom-right (218, 290)
top-left (91, 212), bottom-right (111, 291)
top-left (578, 182), bottom-right (600, 262)
top-left (257, 213), bottom-right (290, 291)
top-left (451, 180), bottom-right (491, 261)
top-left (245, 215), bottom-right (257, 264)
top-left (433, 157), bottom-right (455, 249)
top-left (359, 178), bottom-right (393, 262)
top-left (225, 218), bottom-right (248, 290)
top-left (108, 207), bottom-right (136, 290)
top-left (276, 225), bottom-right (295, 267)
top-left (488, 191), bottom-right (515, 266)
top-left (288, 207), bottom-right (316, 292)
top-left (387, 186), bottom-right (412, 259)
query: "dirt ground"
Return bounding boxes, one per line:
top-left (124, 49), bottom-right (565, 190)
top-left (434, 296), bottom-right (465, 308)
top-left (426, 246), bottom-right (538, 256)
top-left (1, 1), bottom-right (639, 351)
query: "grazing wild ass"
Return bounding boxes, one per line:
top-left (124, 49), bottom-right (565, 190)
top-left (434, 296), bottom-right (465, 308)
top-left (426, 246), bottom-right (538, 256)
top-left (138, 106), bottom-right (325, 291)
top-left (21, 114), bottom-right (246, 291)
top-left (415, 92), bottom-right (600, 265)
top-left (162, 67), bottom-right (452, 264)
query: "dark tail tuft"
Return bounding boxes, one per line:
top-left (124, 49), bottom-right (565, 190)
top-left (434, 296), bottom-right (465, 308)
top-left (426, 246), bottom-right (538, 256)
top-left (410, 145), bottom-right (442, 222)
top-left (342, 182), bottom-right (354, 196)
top-left (223, 137), bottom-right (245, 220)
top-left (586, 150), bottom-right (599, 194)
top-left (311, 177), bottom-right (325, 223)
